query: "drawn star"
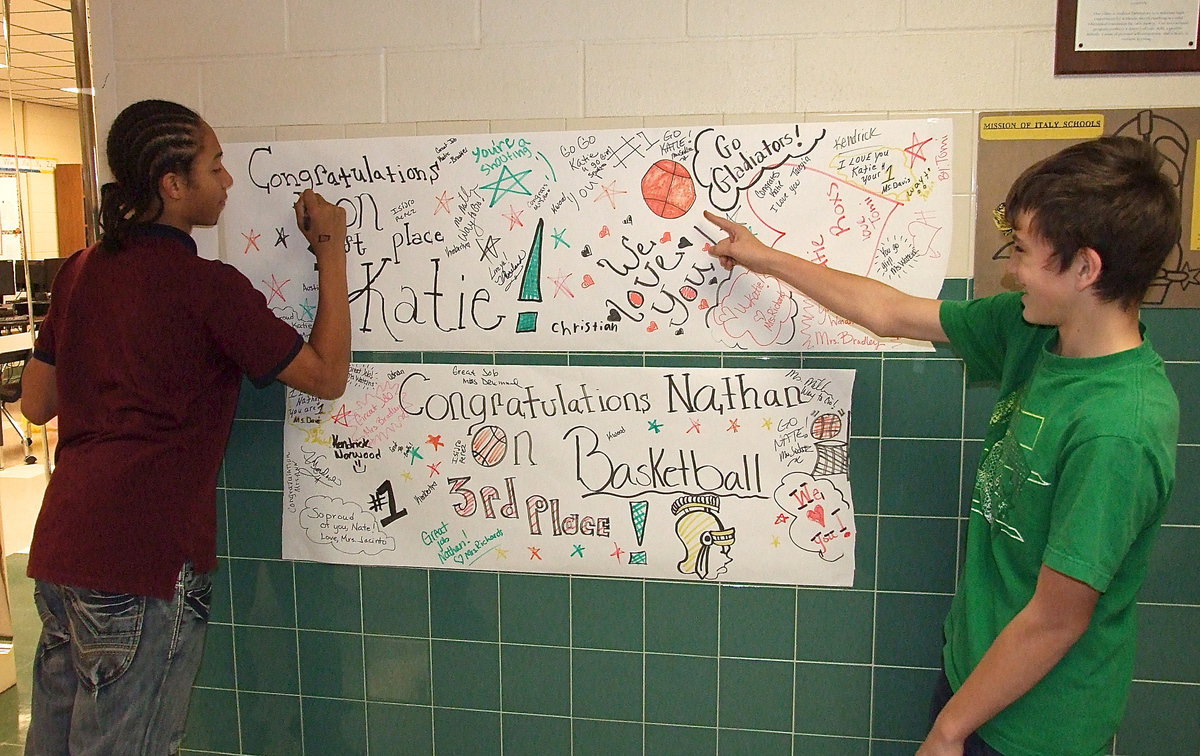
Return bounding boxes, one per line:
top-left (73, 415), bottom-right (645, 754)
top-left (528, 546), bottom-right (543, 560)
top-left (593, 180), bottom-right (627, 209)
top-left (426, 434), bottom-right (445, 450)
top-left (263, 274), bottom-right (290, 306)
top-left (299, 299), bottom-right (316, 321)
top-left (610, 543), bottom-right (624, 560)
top-left (242, 229), bottom-right (262, 254)
top-left (303, 426), bottom-right (326, 445)
top-left (647, 419), bottom-right (663, 433)
top-left (503, 205), bottom-right (525, 230)
top-left (686, 418), bottom-right (702, 434)
top-left (434, 191), bottom-right (454, 215)
top-left (570, 544), bottom-right (585, 558)
top-left (481, 164), bottom-right (534, 207)
top-left (771, 536), bottom-right (781, 548)
top-left (551, 227), bottom-right (571, 249)
top-left (727, 418), bottom-right (740, 433)
top-left (400, 472), bottom-right (413, 481)
top-left (495, 548), bottom-right (509, 559)
top-left (762, 418), bottom-right (774, 430)
top-left (330, 404), bottom-right (352, 427)
top-left (427, 462), bottom-right (442, 477)
top-left (774, 513), bottom-right (790, 525)
top-left (904, 133), bottom-right (933, 168)
top-left (407, 446), bottom-right (424, 464)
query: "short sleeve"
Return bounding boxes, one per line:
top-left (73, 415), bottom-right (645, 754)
top-left (32, 252), bottom-right (82, 366)
top-left (199, 261), bottom-right (303, 388)
top-left (939, 292), bottom-right (1024, 383)
top-left (1043, 436), bottom-right (1167, 592)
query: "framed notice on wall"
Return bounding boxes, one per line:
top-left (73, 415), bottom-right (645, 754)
top-left (975, 107), bottom-right (1200, 308)
top-left (1055, 0), bottom-right (1200, 74)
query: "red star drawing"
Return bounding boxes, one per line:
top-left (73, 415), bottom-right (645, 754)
top-left (426, 434), bottom-right (444, 450)
top-left (242, 229), bottom-right (262, 254)
top-left (774, 513), bottom-right (790, 525)
top-left (331, 404), bottom-right (352, 427)
top-left (610, 543), bottom-right (624, 560)
top-left (904, 133), bottom-right (933, 168)
top-left (427, 461), bottom-right (443, 477)
top-left (503, 205), bottom-right (525, 230)
top-left (528, 546), bottom-right (542, 560)
top-left (434, 191), bottom-right (453, 215)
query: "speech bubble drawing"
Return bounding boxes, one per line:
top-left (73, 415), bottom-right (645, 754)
top-left (774, 471), bottom-right (853, 563)
top-left (298, 495), bottom-right (397, 556)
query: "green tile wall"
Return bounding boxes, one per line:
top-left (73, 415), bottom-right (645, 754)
top-left (184, 281), bottom-right (1200, 755)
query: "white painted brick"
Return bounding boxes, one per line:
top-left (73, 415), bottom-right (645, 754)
top-left (724, 112), bottom-right (803, 125)
top-left (795, 33), bottom-right (1018, 112)
top-left (689, 0), bottom-right (901, 36)
top-left (482, 0), bottom-right (686, 43)
top-left (565, 116), bottom-right (644, 131)
top-left (905, 0), bottom-right (1055, 30)
top-left (111, 61), bottom-right (203, 114)
top-left (288, 0), bottom-right (478, 51)
top-left (202, 54), bottom-right (382, 127)
top-left (111, 1), bottom-right (287, 59)
top-left (644, 114), bottom-right (722, 128)
top-left (586, 39), bottom-right (794, 117)
top-left (276, 124), bottom-right (348, 141)
top-left (489, 119), bottom-right (568, 135)
top-left (386, 45), bottom-right (581, 121)
top-left (346, 123), bottom-right (419, 139)
top-left (215, 127), bottom-right (277, 144)
top-left (415, 121), bottom-right (490, 136)
top-left (1016, 31), bottom-right (1200, 109)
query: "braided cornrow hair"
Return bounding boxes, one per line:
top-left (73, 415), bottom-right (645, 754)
top-left (98, 100), bottom-right (204, 252)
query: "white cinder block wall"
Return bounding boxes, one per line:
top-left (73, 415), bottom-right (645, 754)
top-left (87, 0), bottom-right (1200, 281)
top-left (86, 0), bottom-right (1200, 282)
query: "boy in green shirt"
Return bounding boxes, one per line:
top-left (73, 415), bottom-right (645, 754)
top-left (704, 135), bottom-right (1180, 755)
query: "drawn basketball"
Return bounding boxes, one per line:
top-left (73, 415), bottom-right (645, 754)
top-left (471, 425), bottom-right (508, 467)
top-left (811, 413), bottom-right (842, 440)
top-left (641, 160), bottom-right (696, 219)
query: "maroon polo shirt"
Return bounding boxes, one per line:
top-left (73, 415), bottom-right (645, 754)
top-left (27, 224), bottom-right (302, 599)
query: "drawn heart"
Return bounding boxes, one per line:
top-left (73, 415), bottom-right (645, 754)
top-left (581, 274), bottom-right (595, 288)
top-left (660, 231), bottom-right (672, 243)
top-left (646, 321), bottom-right (659, 333)
top-left (806, 504), bottom-right (826, 528)
top-left (581, 244), bottom-right (592, 257)
top-left (623, 215), bottom-right (633, 225)
top-left (599, 225), bottom-right (610, 238)
top-left (677, 237), bottom-right (692, 249)
top-left (697, 298), bottom-right (710, 310)
top-left (607, 308), bottom-right (621, 322)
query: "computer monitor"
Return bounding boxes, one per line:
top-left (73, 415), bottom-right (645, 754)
top-left (42, 257), bottom-right (64, 289)
top-left (0, 260), bottom-right (15, 298)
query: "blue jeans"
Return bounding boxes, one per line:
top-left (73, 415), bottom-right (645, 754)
top-left (26, 563), bottom-right (212, 755)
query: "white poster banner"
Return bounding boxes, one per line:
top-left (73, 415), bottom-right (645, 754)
top-left (284, 363), bottom-right (857, 586)
top-left (220, 119), bottom-right (952, 353)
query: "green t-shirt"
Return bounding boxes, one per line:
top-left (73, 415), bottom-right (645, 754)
top-left (940, 292), bottom-right (1178, 756)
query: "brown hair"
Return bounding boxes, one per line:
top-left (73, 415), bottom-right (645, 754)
top-left (1004, 135), bottom-right (1181, 308)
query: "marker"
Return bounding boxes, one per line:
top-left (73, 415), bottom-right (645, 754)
top-left (294, 191), bottom-right (311, 231)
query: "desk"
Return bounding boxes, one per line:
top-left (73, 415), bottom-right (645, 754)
top-left (0, 332), bottom-right (33, 361)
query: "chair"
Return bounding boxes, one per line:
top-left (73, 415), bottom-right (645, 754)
top-left (0, 351), bottom-right (36, 466)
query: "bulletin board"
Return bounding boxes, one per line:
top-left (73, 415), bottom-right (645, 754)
top-left (975, 107), bottom-right (1200, 307)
